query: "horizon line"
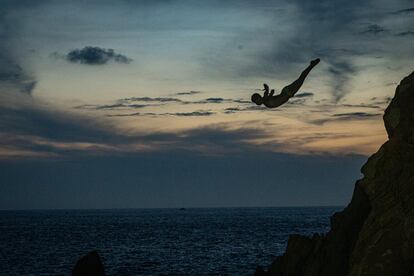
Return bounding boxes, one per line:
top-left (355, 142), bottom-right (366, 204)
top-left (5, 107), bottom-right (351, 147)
top-left (0, 205), bottom-right (344, 212)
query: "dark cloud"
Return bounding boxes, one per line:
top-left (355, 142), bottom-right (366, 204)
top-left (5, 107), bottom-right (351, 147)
top-left (122, 97), bottom-right (182, 103)
top-left (201, 0), bottom-right (412, 103)
top-left (0, 103), bottom-right (126, 146)
top-left (108, 111), bottom-right (216, 117)
top-left (0, 92), bottom-right (270, 159)
top-left (194, 98), bottom-right (226, 104)
top-left (287, 98), bottom-right (307, 105)
top-left (314, 51), bottom-right (359, 102)
top-left (106, 112), bottom-right (142, 117)
top-left (192, 98), bottom-right (252, 105)
top-left (295, 92), bottom-right (314, 98)
top-left (0, 113), bottom-right (267, 158)
top-left (175, 91), bottom-right (202, 96)
top-left (172, 111), bottom-right (214, 117)
top-left (66, 46), bottom-right (132, 65)
top-left (327, 60), bottom-right (356, 102)
top-left (304, 48), bottom-right (358, 103)
top-left (122, 97), bottom-right (232, 104)
top-left (0, 2), bottom-right (38, 94)
top-left (81, 97), bottom-right (252, 111)
top-left (391, 7), bottom-right (414, 14)
top-left (359, 24), bottom-right (387, 35)
top-left (373, 96), bottom-right (392, 105)
top-left (230, 0), bottom-right (371, 102)
top-left (308, 111), bottom-right (382, 125)
top-left (0, 63), bottom-right (37, 94)
top-left (396, 31), bottom-right (414, 36)
top-left (341, 103), bottom-right (381, 109)
top-left (332, 112), bottom-right (381, 119)
top-left (224, 107), bottom-right (242, 113)
top-left (316, 48), bottom-right (364, 57)
top-left (223, 105), bottom-right (280, 114)
top-left (233, 99), bottom-right (251, 104)
top-left (75, 103), bottom-right (151, 110)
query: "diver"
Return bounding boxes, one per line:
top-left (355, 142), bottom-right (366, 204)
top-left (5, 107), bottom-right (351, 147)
top-left (251, 58), bottom-right (320, 108)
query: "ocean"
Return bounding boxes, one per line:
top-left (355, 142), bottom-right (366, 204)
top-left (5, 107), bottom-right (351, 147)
top-left (0, 207), bottom-right (341, 275)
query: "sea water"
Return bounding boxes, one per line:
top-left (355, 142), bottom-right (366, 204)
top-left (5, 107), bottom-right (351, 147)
top-left (0, 207), bottom-right (340, 275)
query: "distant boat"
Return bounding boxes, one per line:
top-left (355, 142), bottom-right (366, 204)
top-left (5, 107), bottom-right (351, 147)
top-left (179, 208), bottom-right (186, 211)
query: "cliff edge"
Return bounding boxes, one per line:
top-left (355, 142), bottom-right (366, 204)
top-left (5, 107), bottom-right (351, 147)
top-left (257, 72), bottom-right (414, 276)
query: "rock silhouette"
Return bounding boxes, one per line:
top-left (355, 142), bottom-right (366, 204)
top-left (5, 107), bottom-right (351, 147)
top-left (256, 71), bottom-right (414, 276)
top-left (71, 250), bottom-right (105, 276)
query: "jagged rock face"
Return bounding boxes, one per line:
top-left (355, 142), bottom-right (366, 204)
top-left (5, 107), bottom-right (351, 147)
top-left (258, 72), bottom-right (414, 276)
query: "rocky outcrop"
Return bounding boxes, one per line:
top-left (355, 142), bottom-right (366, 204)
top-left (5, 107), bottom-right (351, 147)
top-left (71, 250), bottom-right (105, 276)
top-left (257, 72), bottom-right (414, 276)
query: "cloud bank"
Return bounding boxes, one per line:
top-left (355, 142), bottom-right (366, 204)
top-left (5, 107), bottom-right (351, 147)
top-left (0, 1), bottom-right (38, 94)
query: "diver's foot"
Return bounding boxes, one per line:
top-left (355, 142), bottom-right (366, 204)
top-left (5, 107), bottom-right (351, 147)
top-left (310, 58), bottom-right (320, 66)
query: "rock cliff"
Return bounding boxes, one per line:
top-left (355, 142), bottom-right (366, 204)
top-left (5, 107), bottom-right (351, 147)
top-left (257, 72), bottom-right (414, 276)
top-left (72, 251), bottom-right (105, 276)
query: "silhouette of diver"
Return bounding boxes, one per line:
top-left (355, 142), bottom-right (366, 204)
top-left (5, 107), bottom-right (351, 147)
top-left (251, 58), bottom-right (320, 108)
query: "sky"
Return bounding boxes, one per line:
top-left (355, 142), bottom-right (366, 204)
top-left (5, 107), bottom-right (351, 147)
top-left (0, 0), bottom-right (413, 209)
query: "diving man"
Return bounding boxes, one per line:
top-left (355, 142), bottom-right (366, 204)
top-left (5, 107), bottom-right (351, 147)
top-left (251, 58), bottom-right (320, 108)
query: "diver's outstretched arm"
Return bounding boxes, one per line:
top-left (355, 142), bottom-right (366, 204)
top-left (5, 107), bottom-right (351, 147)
top-left (283, 58), bottom-right (320, 96)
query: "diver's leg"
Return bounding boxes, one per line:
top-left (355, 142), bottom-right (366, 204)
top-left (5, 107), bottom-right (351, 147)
top-left (283, 58), bottom-right (320, 96)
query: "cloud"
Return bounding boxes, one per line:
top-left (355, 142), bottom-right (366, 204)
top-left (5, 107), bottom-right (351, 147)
top-left (172, 111), bottom-right (214, 116)
top-left (370, 96), bottom-right (392, 105)
top-left (315, 48), bottom-right (364, 57)
top-left (122, 97), bottom-right (234, 105)
top-left (65, 46), bottom-right (132, 65)
top-left (0, 88), bottom-right (270, 158)
top-left (306, 111), bottom-right (381, 124)
top-left (194, 0), bottom-right (412, 103)
top-left (233, 99), bottom-right (251, 104)
top-left (396, 31), bottom-right (414, 36)
top-left (205, 98), bottom-right (224, 102)
top-left (193, 98), bottom-right (227, 104)
top-left (341, 103), bottom-right (381, 109)
top-left (224, 105), bottom-right (280, 114)
top-left (75, 103), bottom-right (152, 110)
top-left (0, 101), bottom-right (269, 158)
top-left (326, 60), bottom-right (356, 102)
top-left (225, 0), bottom-right (365, 101)
top-left (106, 112), bottom-right (142, 117)
top-left (332, 112), bottom-right (381, 118)
top-left (391, 8), bottom-right (414, 14)
top-left (295, 92), bottom-right (314, 98)
top-left (122, 97), bottom-right (182, 103)
top-left (175, 91), bottom-right (202, 96)
top-left (0, 2), bottom-right (38, 94)
top-left (108, 111), bottom-right (215, 117)
top-left (224, 107), bottom-right (242, 113)
top-left (79, 96), bottom-right (252, 112)
top-left (359, 24), bottom-right (387, 35)
top-left (0, 103), bottom-right (129, 159)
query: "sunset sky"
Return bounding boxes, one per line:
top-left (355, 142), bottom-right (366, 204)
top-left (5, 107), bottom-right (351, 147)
top-left (1, 0), bottom-right (413, 209)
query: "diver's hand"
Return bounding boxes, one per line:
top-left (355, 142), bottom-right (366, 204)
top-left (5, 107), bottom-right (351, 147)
top-left (262, 83), bottom-right (269, 93)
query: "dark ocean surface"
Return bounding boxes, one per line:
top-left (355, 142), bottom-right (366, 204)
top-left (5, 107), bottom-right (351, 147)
top-left (0, 207), bottom-right (341, 275)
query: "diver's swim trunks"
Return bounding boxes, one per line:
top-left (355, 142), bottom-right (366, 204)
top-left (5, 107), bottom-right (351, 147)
top-left (281, 86), bottom-right (294, 98)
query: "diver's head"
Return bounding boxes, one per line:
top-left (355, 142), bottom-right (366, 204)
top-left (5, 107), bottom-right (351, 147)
top-left (251, 93), bottom-right (263, 105)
